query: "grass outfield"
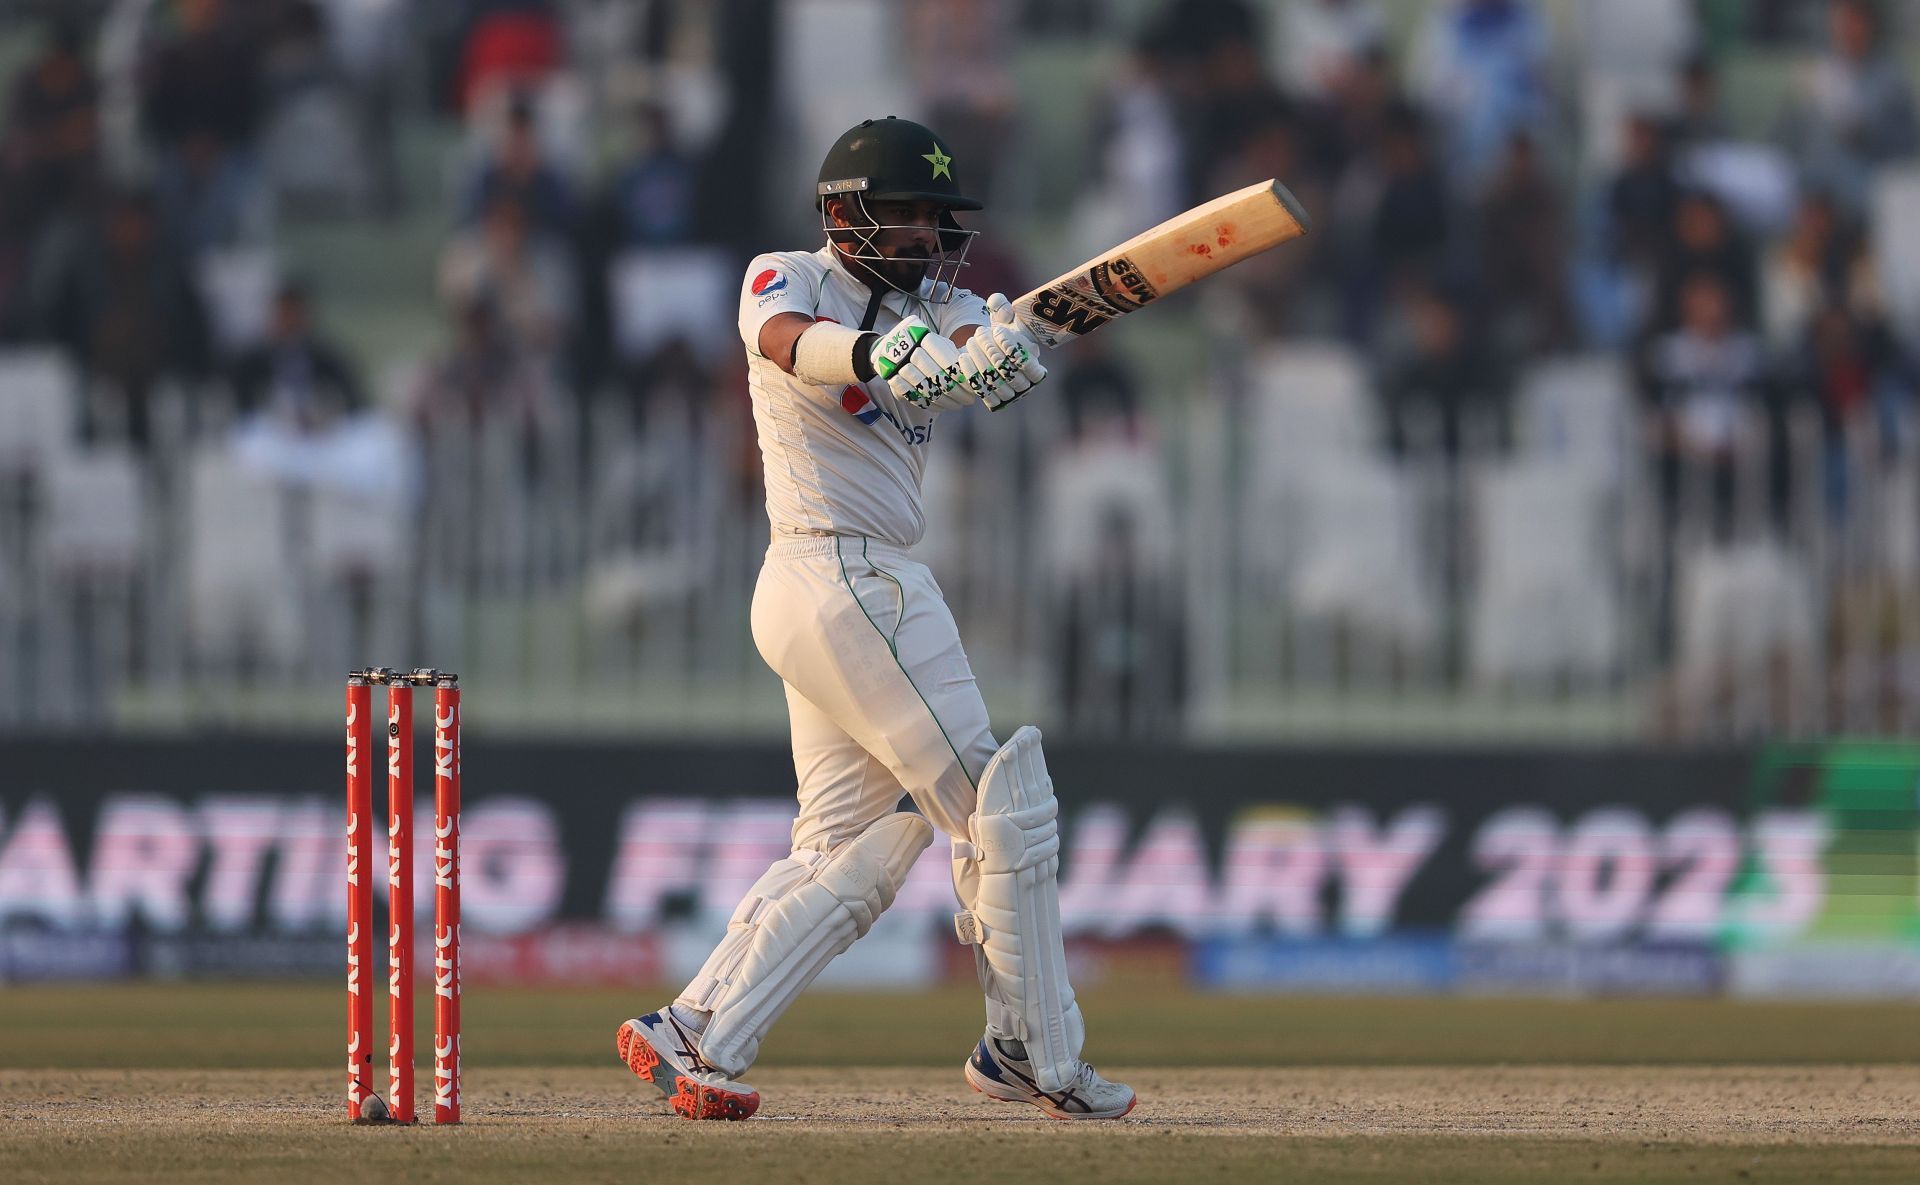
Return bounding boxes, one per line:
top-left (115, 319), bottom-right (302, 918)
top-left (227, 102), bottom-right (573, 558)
top-left (4, 983), bottom-right (1920, 1183)
top-left (8, 982), bottom-right (1920, 1069)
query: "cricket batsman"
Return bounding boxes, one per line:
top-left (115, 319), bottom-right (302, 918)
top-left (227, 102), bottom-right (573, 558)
top-left (617, 117), bottom-right (1136, 1122)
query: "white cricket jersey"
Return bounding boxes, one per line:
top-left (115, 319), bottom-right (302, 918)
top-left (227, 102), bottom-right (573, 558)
top-left (737, 245), bottom-right (988, 547)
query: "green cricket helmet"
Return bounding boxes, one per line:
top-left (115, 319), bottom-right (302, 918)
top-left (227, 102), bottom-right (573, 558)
top-left (817, 117), bottom-right (980, 300)
top-left (816, 116), bottom-right (983, 211)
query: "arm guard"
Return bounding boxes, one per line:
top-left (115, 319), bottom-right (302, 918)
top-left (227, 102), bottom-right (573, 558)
top-left (791, 320), bottom-right (879, 386)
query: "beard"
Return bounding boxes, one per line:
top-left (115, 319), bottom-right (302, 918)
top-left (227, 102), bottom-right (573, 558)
top-left (830, 227), bottom-right (935, 293)
top-left (872, 251), bottom-right (931, 291)
top-left (843, 249), bottom-right (930, 294)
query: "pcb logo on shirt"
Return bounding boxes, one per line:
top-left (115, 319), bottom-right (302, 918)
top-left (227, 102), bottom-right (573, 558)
top-left (751, 269), bottom-right (787, 297)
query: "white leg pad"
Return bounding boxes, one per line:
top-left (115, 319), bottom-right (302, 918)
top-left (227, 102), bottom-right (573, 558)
top-left (694, 812), bottom-right (934, 1075)
top-left (951, 725), bottom-right (1085, 1093)
top-left (674, 854), bottom-right (823, 1014)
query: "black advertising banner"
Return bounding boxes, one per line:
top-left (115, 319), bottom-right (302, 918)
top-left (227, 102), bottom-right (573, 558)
top-left (1, 735), bottom-right (1912, 995)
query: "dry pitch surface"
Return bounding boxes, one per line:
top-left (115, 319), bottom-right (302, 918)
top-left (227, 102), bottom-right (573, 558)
top-left (5, 985), bottom-right (1920, 1183)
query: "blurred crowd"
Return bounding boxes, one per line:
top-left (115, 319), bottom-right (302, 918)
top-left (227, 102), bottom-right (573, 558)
top-left (1, 0), bottom-right (399, 446)
top-left (6, 0), bottom-right (1914, 459)
top-left (1053, 0), bottom-right (1920, 733)
top-left (0, 0), bottom-right (741, 450)
top-left (2, 0), bottom-right (1919, 738)
top-left (1082, 0), bottom-right (1918, 469)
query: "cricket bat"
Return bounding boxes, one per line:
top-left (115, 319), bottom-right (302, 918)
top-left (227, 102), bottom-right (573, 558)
top-left (1007, 180), bottom-right (1311, 350)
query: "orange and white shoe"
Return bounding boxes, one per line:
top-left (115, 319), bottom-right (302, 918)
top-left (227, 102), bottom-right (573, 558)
top-left (963, 1036), bottom-right (1136, 1120)
top-left (617, 1012), bottom-right (760, 1121)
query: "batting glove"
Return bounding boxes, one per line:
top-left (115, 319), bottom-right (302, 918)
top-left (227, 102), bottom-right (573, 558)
top-left (868, 317), bottom-right (980, 411)
top-left (961, 293), bottom-right (1048, 411)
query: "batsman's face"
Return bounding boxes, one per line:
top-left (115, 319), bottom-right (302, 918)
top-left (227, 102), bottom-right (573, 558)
top-left (837, 198), bottom-right (944, 288)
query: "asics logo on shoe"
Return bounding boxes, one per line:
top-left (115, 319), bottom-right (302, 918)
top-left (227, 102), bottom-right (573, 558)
top-left (664, 1012), bottom-right (717, 1074)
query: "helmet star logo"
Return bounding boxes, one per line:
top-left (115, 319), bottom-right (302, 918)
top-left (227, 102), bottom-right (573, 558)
top-left (923, 143), bottom-right (953, 181)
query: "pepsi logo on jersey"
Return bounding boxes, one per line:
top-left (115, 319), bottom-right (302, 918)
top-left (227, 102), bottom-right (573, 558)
top-left (751, 270), bottom-right (786, 296)
top-left (840, 386), bottom-right (932, 445)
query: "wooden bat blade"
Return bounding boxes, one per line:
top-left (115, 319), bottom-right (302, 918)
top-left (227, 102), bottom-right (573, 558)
top-left (1008, 179), bottom-right (1311, 349)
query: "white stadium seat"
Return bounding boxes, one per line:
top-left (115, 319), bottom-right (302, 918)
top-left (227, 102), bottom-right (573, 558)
top-left (609, 247), bottom-right (736, 363)
top-left (1513, 354), bottom-right (1635, 480)
top-left (1468, 461), bottom-right (1623, 683)
top-left (1241, 340), bottom-right (1379, 596)
top-left (184, 448), bottom-right (299, 668)
top-left (1872, 167), bottom-right (1920, 349)
top-left (1676, 541), bottom-right (1816, 673)
top-left (1288, 457), bottom-right (1437, 652)
top-left (1246, 339), bottom-right (1375, 460)
top-left (0, 349), bottom-right (79, 474)
top-left (42, 446), bottom-right (145, 577)
top-left (1038, 440), bottom-right (1177, 590)
top-left (196, 247), bottom-right (279, 357)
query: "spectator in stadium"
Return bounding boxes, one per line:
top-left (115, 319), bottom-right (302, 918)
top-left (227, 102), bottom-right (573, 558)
top-left (1191, 15), bottom-right (1298, 200)
top-left (606, 104), bottom-right (698, 248)
top-left (1133, 0), bottom-right (1265, 204)
top-left (453, 0), bottom-right (561, 117)
top-left (142, 0), bottom-right (268, 254)
top-left (1151, 0), bottom-right (1262, 53)
top-left (905, 0), bottom-right (1018, 206)
top-left (1309, 41), bottom-right (1399, 184)
top-left (1476, 129), bottom-right (1571, 352)
top-left (1411, 0), bottom-right (1549, 182)
top-left (1782, 303), bottom-right (1914, 517)
top-left (1778, 0), bottom-right (1918, 212)
top-left (1639, 271), bottom-right (1770, 537)
top-left (1653, 190), bottom-right (1758, 333)
top-left (256, 0), bottom-right (370, 215)
top-left (228, 281), bottom-right (365, 432)
top-left (1606, 112), bottom-right (1680, 273)
top-left (464, 92), bottom-right (577, 237)
top-left (151, 129), bottom-right (272, 257)
top-left (438, 190), bottom-right (576, 360)
top-left (1671, 53), bottom-right (1733, 147)
top-left (1076, 31), bottom-right (1188, 251)
top-left (1761, 189), bottom-right (1882, 350)
top-left (1342, 102), bottom-right (1451, 344)
top-left (324, 0), bottom-right (410, 216)
top-left (142, 0), bottom-right (261, 152)
top-left (3, 14), bottom-right (100, 245)
top-left (261, 1), bottom-right (341, 106)
top-left (1380, 278), bottom-right (1510, 461)
top-left (1276, 0), bottom-right (1388, 102)
top-left (0, 14), bottom-right (99, 339)
top-left (1215, 115), bottom-right (1328, 337)
top-left (36, 190), bottom-right (210, 450)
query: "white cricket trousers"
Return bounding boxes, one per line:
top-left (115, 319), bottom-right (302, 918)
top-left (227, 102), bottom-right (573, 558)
top-left (671, 534), bottom-right (1010, 1074)
top-left (750, 534), bottom-right (996, 848)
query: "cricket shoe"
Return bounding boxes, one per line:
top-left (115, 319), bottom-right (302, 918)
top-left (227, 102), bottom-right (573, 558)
top-left (963, 1036), bottom-right (1137, 1120)
top-left (617, 1012), bottom-right (760, 1121)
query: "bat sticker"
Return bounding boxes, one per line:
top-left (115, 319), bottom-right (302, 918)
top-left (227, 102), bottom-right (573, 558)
top-left (1090, 256), bottom-right (1157, 312)
top-left (1031, 288), bottom-right (1112, 336)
